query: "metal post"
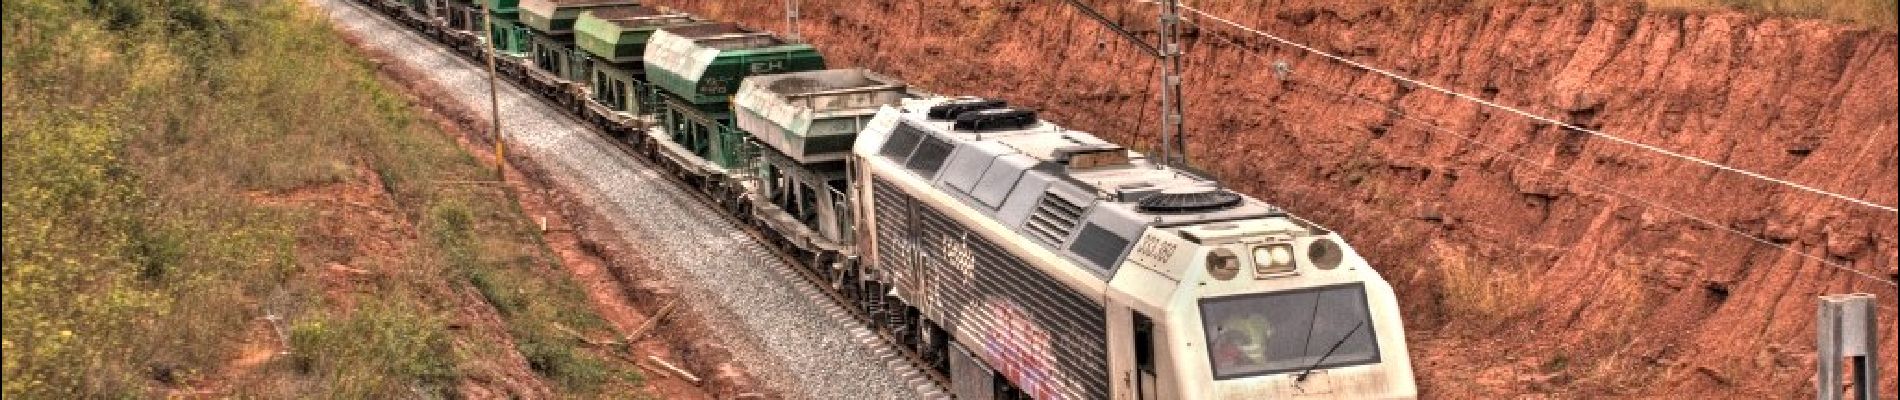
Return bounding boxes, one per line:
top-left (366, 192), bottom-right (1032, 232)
top-left (784, 0), bottom-right (801, 43)
top-left (1155, 56), bottom-right (1170, 169)
top-left (1157, 0), bottom-right (1186, 167)
top-left (481, 1), bottom-right (505, 180)
top-left (1059, 0), bottom-right (1173, 167)
top-left (1817, 293), bottom-right (1878, 400)
top-left (1155, 6), bottom-right (1172, 168)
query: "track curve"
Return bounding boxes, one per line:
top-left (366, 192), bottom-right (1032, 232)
top-left (313, 1), bottom-right (949, 398)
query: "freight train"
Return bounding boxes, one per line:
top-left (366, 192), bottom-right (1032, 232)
top-left (360, 1), bottom-right (1418, 398)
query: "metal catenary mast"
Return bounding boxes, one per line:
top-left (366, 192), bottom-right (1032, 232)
top-left (785, 0), bottom-right (801, 42)
top-left (1063, 0), bottom-right (1187, 168)
top-left (1157, 0), bottom-right (1186, 166)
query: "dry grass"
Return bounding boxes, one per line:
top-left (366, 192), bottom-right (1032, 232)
top-left (1403, 0), bottom-right (1897, 29)
top-left (1641, 0), bottom-right (1898, 28)
top-left (1430, 242), bottom-right (1536, 328)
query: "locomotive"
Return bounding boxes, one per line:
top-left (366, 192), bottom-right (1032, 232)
top-left (360, 1), bottom-right (1419, 398)
top-left (850, 98), bottom-right (1416, 398)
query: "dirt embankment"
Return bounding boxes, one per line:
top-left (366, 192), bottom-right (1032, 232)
top-left (338, 31), bottom-right (767, 399)
top-left (646, 0), bottom-right (1897, 397)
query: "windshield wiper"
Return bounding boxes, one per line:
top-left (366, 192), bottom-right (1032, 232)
top-left (1295, 320), bottom-right (1364, 383)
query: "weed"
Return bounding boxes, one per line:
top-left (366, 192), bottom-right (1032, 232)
top-left (519, 338), bottom-right (614, 393)
top-left (1544, 354), bottom-right (1571, 373)
top-left (1431, 243), bottom-right (1533, 328)
top-left (288, 301), bottom-right (458, 398)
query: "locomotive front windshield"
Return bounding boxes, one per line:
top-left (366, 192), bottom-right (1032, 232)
top-left (1200, 283), bottom-right (1380, 380)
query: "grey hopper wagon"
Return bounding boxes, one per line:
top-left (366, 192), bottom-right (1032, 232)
top-left (731, 68), bottom-right (916, 256)
top-left (736, 69), bottom-right (913, 164)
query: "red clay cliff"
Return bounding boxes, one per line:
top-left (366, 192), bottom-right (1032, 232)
top-left (647, 0), bottom-right (1898, 397)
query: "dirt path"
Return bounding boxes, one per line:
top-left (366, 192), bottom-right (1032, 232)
top-left (505, 161), bottom-right (725, 400)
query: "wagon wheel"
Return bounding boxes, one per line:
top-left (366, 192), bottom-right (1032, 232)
top-left (708, 182), bottom-right (730, 209)
top-left (725, 189), bottom-right (746, 216)
top-left (839, 266), bottom-right (860, 303)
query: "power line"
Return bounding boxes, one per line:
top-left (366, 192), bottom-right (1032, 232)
top-left (1165, 2), bottom-right (1899, 214)
top-left (1174, 12), bottom-right (1898, 289)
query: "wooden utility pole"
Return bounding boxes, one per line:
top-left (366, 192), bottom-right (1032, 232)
top-left (481, 1), bottom-right (505, 180)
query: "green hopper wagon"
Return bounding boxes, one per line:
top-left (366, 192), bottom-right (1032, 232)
top-left (644, 22), bottom-right (824, 173)
top-left (573, 6), bottom-right (696, 113)
top-left (441, 0), bottom-right (483, 33)
top-left (519, 0), bottom-right (637, 83)
top-left (480, 0), bottom-right (531, 57)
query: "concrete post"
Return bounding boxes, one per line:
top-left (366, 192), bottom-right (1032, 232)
top-left (1817, 293), bottom-right (1878, 400)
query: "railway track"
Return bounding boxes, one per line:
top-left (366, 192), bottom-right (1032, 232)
top-left (598, 133), bottom-right (955, 394)
top-left (317, 1), bottom-right (949, 398)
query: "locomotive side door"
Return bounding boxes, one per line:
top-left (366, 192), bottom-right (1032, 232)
top-left (1133, 311), bottom-right (1158, 400)
top-left (1112, 304), bottom-right (1163, 400)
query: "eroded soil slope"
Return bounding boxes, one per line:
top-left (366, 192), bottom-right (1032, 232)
top-left (646, 0), bottom-right (1897, 397)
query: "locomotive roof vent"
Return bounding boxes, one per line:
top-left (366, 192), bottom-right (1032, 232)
top-left (1136, 186), bottom-right (1244, 214)
top-left (1053, 144), bottom-right (1130, 169)
top-left (953, 108), bottom-right (1038, 132)
top-left (927, 98), bottom-right (1007, 120)
top-left (1112, 182), bottom-right (1163, 203)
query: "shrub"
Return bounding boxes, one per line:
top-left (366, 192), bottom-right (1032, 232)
top-left (288, 302), bottom-right (457, 398)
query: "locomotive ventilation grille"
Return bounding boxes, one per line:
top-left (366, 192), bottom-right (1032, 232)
top-left (1023, 194), bottom-right (1084, 246)
top-left (873, 177), bottom-right (1110, 400)
top-left (872, 179), bottom-right (917, 295)
top-left (879, 122), bottom-right (927, 159)
top-left (904, 136), bottom-right (954, 177)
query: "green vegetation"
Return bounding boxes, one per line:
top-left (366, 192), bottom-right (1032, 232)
top-left (4, 0), bottom-right (636, 397)
top-left (285, 303), bottom-right (458, 398)
top-left (427, 197), bottom-right (635, 395)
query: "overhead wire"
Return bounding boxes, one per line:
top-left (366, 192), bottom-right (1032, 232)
top-left (1136, 58), bottom-right (1160, 154)
top-left (1130, 4), bottom-right (1161, 154)
top-left (1173, 14), bottom-right (1898, 289)
top-left (1164, 1), bottom-right (1899, 214)
top-left (1313, 81), bottom-right (1898, 288)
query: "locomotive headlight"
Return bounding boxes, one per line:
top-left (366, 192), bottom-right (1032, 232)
top-left (1308, 238), bottom-right (1344, 270)
top-left (1206, 248), bottom-right (1241, 281)
top-left (1252, 243), bottom-right (1297, 276)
